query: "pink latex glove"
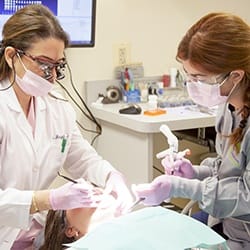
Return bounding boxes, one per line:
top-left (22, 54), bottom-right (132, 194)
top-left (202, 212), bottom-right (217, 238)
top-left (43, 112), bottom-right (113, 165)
top-left (161, 156), bottom-right (195, 179)
top-left (49, 179), bottom-right (101, 210)
top-left (105, 172), bottom-right (133, 216)
top-left (132, 175), bottom-right (172, 206)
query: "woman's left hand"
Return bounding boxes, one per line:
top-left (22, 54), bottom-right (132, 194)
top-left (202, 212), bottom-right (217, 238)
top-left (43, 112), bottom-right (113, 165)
top-left (162, 155), bottom-right (195, 179)
top-left (105, 172), bottom-right (133, 216)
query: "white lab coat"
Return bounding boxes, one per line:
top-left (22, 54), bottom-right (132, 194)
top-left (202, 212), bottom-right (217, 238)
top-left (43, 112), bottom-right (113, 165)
top-left (0, 79), bottom-right (115, 249)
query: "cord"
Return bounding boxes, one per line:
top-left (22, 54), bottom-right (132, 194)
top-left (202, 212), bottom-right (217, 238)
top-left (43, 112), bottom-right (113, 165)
top-left (153, 165), bottom-right (164, 175)
top-left (0, 50), bottom-right (101, 145)
top-left (56, 55), bottom-right (102, 145)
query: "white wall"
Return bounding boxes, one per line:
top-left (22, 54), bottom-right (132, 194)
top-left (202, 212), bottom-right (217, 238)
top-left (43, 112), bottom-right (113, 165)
top-left (52, 0), bottom-right (249, 186)
top-left (65, 0), bottom-right (249, 82)
top-left (63, 0), bottom-right (249, 138)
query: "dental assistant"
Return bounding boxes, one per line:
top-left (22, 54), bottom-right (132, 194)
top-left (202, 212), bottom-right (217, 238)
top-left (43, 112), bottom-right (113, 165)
top-left (0, 4), bottom-right (132, 249)
top-left (133, 13), bottom-right (250, 250)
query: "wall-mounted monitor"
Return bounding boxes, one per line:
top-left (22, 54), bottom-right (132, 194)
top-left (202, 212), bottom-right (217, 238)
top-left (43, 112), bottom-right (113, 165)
top-left (0, 0), bottom-right (96, 47)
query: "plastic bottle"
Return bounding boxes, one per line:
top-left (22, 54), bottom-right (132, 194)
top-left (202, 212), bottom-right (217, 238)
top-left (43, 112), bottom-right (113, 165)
top-left (148, 95), bottom-right (158, 110)
top-left (170, 67), bottom-right (178, 88)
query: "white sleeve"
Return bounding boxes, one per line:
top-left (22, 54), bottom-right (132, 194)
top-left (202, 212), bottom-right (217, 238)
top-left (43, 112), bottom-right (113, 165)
top-left (61, 103), bottom-right (116, 188)
top-left (64, 124), bottom-right (115, 188)
top-left (0, 188), bottom-right (32, 228)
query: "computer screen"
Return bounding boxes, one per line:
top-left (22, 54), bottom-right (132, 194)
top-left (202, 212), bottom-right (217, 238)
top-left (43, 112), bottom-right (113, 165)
top-left (0, 0), bottom-right (96, 47)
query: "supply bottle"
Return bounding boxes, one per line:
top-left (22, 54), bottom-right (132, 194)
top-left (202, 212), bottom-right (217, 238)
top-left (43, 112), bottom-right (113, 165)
top-left (148, 95), bottom-right (158, 110)
top-left (170, 67), bottom-right (178, 88)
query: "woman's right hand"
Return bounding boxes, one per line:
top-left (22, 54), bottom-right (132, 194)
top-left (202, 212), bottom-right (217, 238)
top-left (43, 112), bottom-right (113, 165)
top-left (49, 179), bottom-right (101, 210)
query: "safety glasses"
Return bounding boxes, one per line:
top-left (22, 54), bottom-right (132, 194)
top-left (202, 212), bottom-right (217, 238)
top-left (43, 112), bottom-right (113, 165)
top-left (183, 70), bottom-right (230, 85)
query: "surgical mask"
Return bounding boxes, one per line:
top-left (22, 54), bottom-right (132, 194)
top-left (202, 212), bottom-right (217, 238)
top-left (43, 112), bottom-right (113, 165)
top-left (186, 77), bottom-right (229, 108)
top-left (15, 56), bottom-right (53, 97)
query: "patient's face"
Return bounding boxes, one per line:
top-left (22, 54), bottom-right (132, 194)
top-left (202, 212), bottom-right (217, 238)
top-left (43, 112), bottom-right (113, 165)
top-left (64, 194), bottom-right (117, 240)
top-left (65, 207), bottom-right (96, 239)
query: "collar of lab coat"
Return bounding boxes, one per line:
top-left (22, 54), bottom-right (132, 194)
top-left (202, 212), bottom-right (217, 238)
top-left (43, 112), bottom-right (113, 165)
top-left (1, 79), bottom-right (46, 113)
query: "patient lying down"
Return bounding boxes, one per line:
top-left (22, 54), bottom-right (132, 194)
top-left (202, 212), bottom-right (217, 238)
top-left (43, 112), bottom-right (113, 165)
top-left (39, 194), bottom-right (117, 250)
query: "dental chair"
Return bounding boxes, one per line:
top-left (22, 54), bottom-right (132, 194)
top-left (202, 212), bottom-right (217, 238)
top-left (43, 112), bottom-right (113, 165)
top-left (181, 199), bottom-right (198, 216)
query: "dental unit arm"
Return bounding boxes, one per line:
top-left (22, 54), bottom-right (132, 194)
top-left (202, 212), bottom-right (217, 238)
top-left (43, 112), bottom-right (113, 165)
top-left (156, 125), bottom-right (190, 172)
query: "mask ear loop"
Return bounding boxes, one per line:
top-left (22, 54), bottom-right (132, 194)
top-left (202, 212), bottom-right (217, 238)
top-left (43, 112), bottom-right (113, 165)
top-left (223, 72), bottom-right (239, 101)
top-left (16, 52), bottom-right (29, 73)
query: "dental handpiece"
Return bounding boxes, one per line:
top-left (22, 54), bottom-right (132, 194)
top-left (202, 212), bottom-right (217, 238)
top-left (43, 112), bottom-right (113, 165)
top-left (156, 147), bottom-right (191, 160)
top-left (159, 125), bottom-right (178, 153)
top-left (157, 125), bottom-right (191, 173)
top-left (172, 148), bottom-right (191, 172)
top-left (157, 148), bottom-right (191, 174)
top-left (176, 148), bottom-right (191, 159)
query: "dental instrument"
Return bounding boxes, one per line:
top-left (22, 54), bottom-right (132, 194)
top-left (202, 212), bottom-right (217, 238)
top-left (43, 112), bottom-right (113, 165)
top-left (156, 124), bottom-right (178, 159)
top-left (128, 197), bottom-right (145, 211)
top-left (57, 171), bottom-right (78, 184)
top-left (156, 125), bottom-right (190, 173)
top-left (156, 125), bottom-right (178, 171)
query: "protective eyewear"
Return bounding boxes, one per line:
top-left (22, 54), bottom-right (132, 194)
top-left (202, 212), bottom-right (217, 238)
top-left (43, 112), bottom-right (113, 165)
top-left (183, 70), bottom-right (230, 85)
top-left (15, 49), bottom-right (67, 80)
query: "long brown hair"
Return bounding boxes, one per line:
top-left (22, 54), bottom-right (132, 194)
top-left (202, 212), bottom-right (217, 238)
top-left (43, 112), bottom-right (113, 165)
top-left (0, 4), bottom-right (69, 80)
top-left (177, 13), bottom-right (250, 151)
top-left (39, 210), bottom-right (75, 250)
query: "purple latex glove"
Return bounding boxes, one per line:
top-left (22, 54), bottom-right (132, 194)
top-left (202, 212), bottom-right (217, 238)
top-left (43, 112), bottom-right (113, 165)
top-left (133, 175), bottom-right (203, 207)
top-left (161, 156), bottom-right (195, 179)
top-left (49, 179), bottom-right (101, 210)
top-left (132, 175), bottom-right (172, 206)
top-left (105, 172), bottom-right (133, 216)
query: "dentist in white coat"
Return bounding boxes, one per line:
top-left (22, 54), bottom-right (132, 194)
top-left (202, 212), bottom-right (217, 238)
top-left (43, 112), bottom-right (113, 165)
top-left (0, 5), bottom-right (132, 249)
